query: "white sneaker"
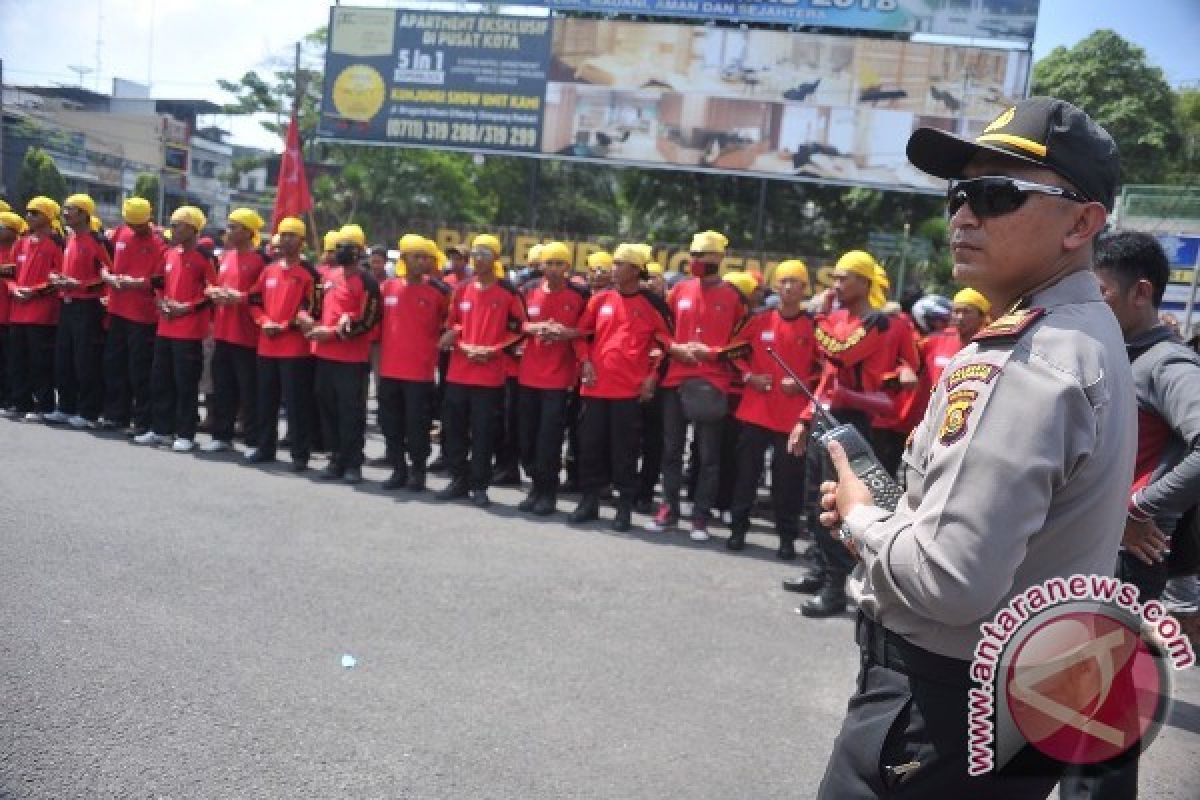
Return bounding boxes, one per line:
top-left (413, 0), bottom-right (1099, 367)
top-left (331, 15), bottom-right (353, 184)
top-left (133, 430), bottom-right (167, 446)
top-left (68, 415), bottom-right (97, 429)
top-left (201, 439), bottom-right (231, 453)
top-left (42, 410), bottom-right (69, 424)
top-left (23, 412), bottom-right (41, 422)
top-left (172, 438), bottom-right (196, 453)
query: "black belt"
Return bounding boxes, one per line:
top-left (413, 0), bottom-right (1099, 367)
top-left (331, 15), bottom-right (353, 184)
top-left (855, 612), bottom-right (972, 689)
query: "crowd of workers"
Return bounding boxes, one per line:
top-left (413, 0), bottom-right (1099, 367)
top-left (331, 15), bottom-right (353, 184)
top-left (0, 189), bottom-right (1196, 628)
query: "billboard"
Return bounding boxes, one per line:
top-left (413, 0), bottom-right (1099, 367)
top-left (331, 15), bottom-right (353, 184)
top-left (319, 8), bottom-right (552, 151)
top-left (318, 10), bottom-right (1030, 193)
top-left (539, 1), bottom-right (1041, 44)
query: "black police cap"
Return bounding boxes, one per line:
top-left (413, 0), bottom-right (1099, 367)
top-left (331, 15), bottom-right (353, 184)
top-left (907, 97), bottom-right (1120, 211)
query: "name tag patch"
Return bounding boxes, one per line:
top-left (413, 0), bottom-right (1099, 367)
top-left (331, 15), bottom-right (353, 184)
top-left (945, 363), bottom-right (1001, 390)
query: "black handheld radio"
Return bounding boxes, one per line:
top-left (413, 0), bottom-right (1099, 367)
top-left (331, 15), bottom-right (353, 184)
top-left (766, 347), bottom-right (904, 512)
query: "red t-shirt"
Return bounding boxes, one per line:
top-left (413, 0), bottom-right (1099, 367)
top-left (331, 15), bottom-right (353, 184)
top-left (445, 279), bottom-right (527, 388)
top-left (249, 260), bottom-right (316, 359)
top-left (920, 329), bottom-right (966, 387)
top-left (108, 225), bottom-right (167, 324)
top-left (518, 280), bottom-right (587, 390)
top-left (311, 267), bottom-right (381, 364)
top-left (0, 242), bottom-right (14, 324)
top-left (663, 277), bottom-right (747, 391)
top-left (873, 313), bottom-right (924, 433)
top-left (379, 276), bottom-right (450, 382)
top-left (213, 248), bottom-right (267, 348)
top-left (574, 288), bottom-right (673, 400)
top-left (156, 246), bottom-right (217, 341)
top-left (60, 231), bottom-right (111, 300)
top-left (733, 309), bottom-right (820, 434)
top-left (9, 233), bottom-right (64, 326)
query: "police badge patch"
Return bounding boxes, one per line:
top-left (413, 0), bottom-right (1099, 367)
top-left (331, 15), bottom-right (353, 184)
top-left (939, 389), bottom-right (979, 446)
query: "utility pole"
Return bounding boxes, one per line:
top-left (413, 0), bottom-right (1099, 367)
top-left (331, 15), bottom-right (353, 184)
top-left (294, 40), bottom-right (319, 252)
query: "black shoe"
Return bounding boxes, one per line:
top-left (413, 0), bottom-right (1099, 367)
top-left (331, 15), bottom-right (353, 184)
top-left (726, 530), bottom-right (746, 551)
top-left (801, 588), bottom-right (848, 618)
top-left (517, 491), bottom-right (540, 513)
top-left (532, 492), bottom-right (557, 516)
top-left (343, 467), bottom-right (363, 485)
top-left (245, 449), bottom-right (276, 465)
top-left (382, 470), bottom-right (408, 490)
top-left (436, 480), bottom-right (469, 501)
top-left (319, 463), bottom-right (344, 481)
top-left (470, 488), bottom-right (491, 508)
top-left (612, 504), bottom-right (632, 532)
top-left (782, 572), bottom-right (824, 594)
top-left (406, 472), bottom-right (426, 492)
top-left (568, 494), bottom-right (600, 524)
top-left (777, 540), bottom-right (797, 560)
top-left (493, 468), bottom-right (521, 487)
top-left (289, 459), bottom-right (309, 473)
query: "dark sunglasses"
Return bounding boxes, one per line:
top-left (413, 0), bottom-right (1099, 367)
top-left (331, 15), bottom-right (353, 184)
top-left (946, 176), bottom-right (1090, 219)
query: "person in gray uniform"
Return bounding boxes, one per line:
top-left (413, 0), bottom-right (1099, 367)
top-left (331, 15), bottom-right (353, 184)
top-left (1059, 232), bottom-right (1200, 799)
top-left (811, 97), bottom-right (1137, 799)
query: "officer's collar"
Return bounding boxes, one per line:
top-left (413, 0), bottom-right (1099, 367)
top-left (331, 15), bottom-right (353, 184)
top-left (1018, 269), bottom-right (1102, 312)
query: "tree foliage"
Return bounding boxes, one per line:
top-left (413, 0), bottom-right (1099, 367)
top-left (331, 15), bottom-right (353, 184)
top-left (15, 147), bottom-right (67, 210)
top-left (1032, 30), bottom-right (1179, 185)
top-left (132, 173), bottom-right (160, 204)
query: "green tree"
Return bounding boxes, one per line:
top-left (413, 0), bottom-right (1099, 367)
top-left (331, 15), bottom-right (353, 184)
top-left (1032, 30), bottom-right (1179, 185)
top-left (132, 173), bottom-right (160, 204)
top-left (15, 147), bottom-right (68, 210)
top-left (1171, 87), bottom-right (1200, 183)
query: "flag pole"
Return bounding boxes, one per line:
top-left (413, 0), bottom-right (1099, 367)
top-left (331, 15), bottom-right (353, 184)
top-left (292, 41), bottom-right (319, 254)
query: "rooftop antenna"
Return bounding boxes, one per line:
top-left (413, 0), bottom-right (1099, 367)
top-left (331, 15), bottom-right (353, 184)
top-left (68, 65), bottom-right (94, 88)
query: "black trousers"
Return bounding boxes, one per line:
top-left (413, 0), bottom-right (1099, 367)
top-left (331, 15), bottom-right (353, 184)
top-left (0, 324), bottom-right (9, 408)
top-left (809, 409), bottom-right (871, 586)
top-left (517, 385), bottom-right (568, 494)
top-left (564, 389), bottom-right (583, 485)
top-left (661, 387), bottom-right (724, 518)
top-left (494, 376), bottom-right (521, 475)
top-left (315, 359), bottom-right (368, 470)
top-left (578, 396), bottom-right (642, 499)
top-left (54, 299), bottom-right (106, 420)
top-left (103, 316), bottom-right (156, 428)
top-left (715, 398), bottom-right (741, 512)
top-left (379, 377), bottom-right (434, 475)
top-left (731, 421), bottom-right (805, 542)
top-left (8, 323), bottom-right (57, 413)
top-left (257, 355), bottom-right (314, 463)
top-left (150, 337), bottom-right (203, 439)
top-left (819, 614), bottom-right (1063, 799)
top-left (210, 340), bottom-right (258, 445)
top-left (442, 382), bottom-right (502, 489)
top-left (637, 390), bottom-right (664, 503)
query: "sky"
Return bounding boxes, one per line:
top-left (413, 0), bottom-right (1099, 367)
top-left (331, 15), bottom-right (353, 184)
top-left (1, 0), bottom-right (1197, 153)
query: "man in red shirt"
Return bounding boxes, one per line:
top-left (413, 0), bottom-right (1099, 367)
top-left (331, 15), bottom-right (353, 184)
top-left (570, 242), bottom-right (673, 531)
top-left (8, 197), bottom-right (64, 420)
top-left (0, 210), bottom-right (29, 413)
top-left (727, 260), bottom-right (820, 559)
top-left (649, 230), bottom-right (747, 540)
top-left (516, 241), bottom-right (587, 515)
top-left (377, 235), bottom-right (450, 491)
top-left (245, 217), bottom-right (317, 471)
top-left (50, 194), bottom-right (112, 428)
top-left (101, 197), bottom-right (167, 435)
top-left (919, 287), bottom-right (990, 398)
top-left (202, 208), bottom-right (267, 453)
top-left (133, 206), bottom-right (217, 452)
top-left (305, 224), bottom-right (381, 484)
top-left (435, 234), bottom-right (527, 507)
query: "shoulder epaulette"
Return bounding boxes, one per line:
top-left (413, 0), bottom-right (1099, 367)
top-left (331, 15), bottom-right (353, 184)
top-left (972, 308), bottom-right (1046, 342)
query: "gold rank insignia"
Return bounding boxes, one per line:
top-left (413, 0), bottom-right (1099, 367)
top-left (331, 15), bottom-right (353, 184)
top-left (972, 308), bottom-right (1046, 342)
top-left (938, 389), bottom-right (979, 446)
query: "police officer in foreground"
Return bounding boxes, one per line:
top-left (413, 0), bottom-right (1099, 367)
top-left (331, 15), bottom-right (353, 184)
top-left (812, 97), bottom-right (1137, 798)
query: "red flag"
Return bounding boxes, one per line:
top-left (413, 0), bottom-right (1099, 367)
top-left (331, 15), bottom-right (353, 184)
top-left (271, 113), bottom-right (313, 232)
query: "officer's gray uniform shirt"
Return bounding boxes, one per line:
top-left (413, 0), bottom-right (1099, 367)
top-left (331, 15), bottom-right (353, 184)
top-left (845, 270), bottom-right (1137, 661)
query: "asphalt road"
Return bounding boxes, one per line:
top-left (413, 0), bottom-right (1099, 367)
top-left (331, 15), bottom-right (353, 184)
top-left (2, 418), bottom-right (1198, 799)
